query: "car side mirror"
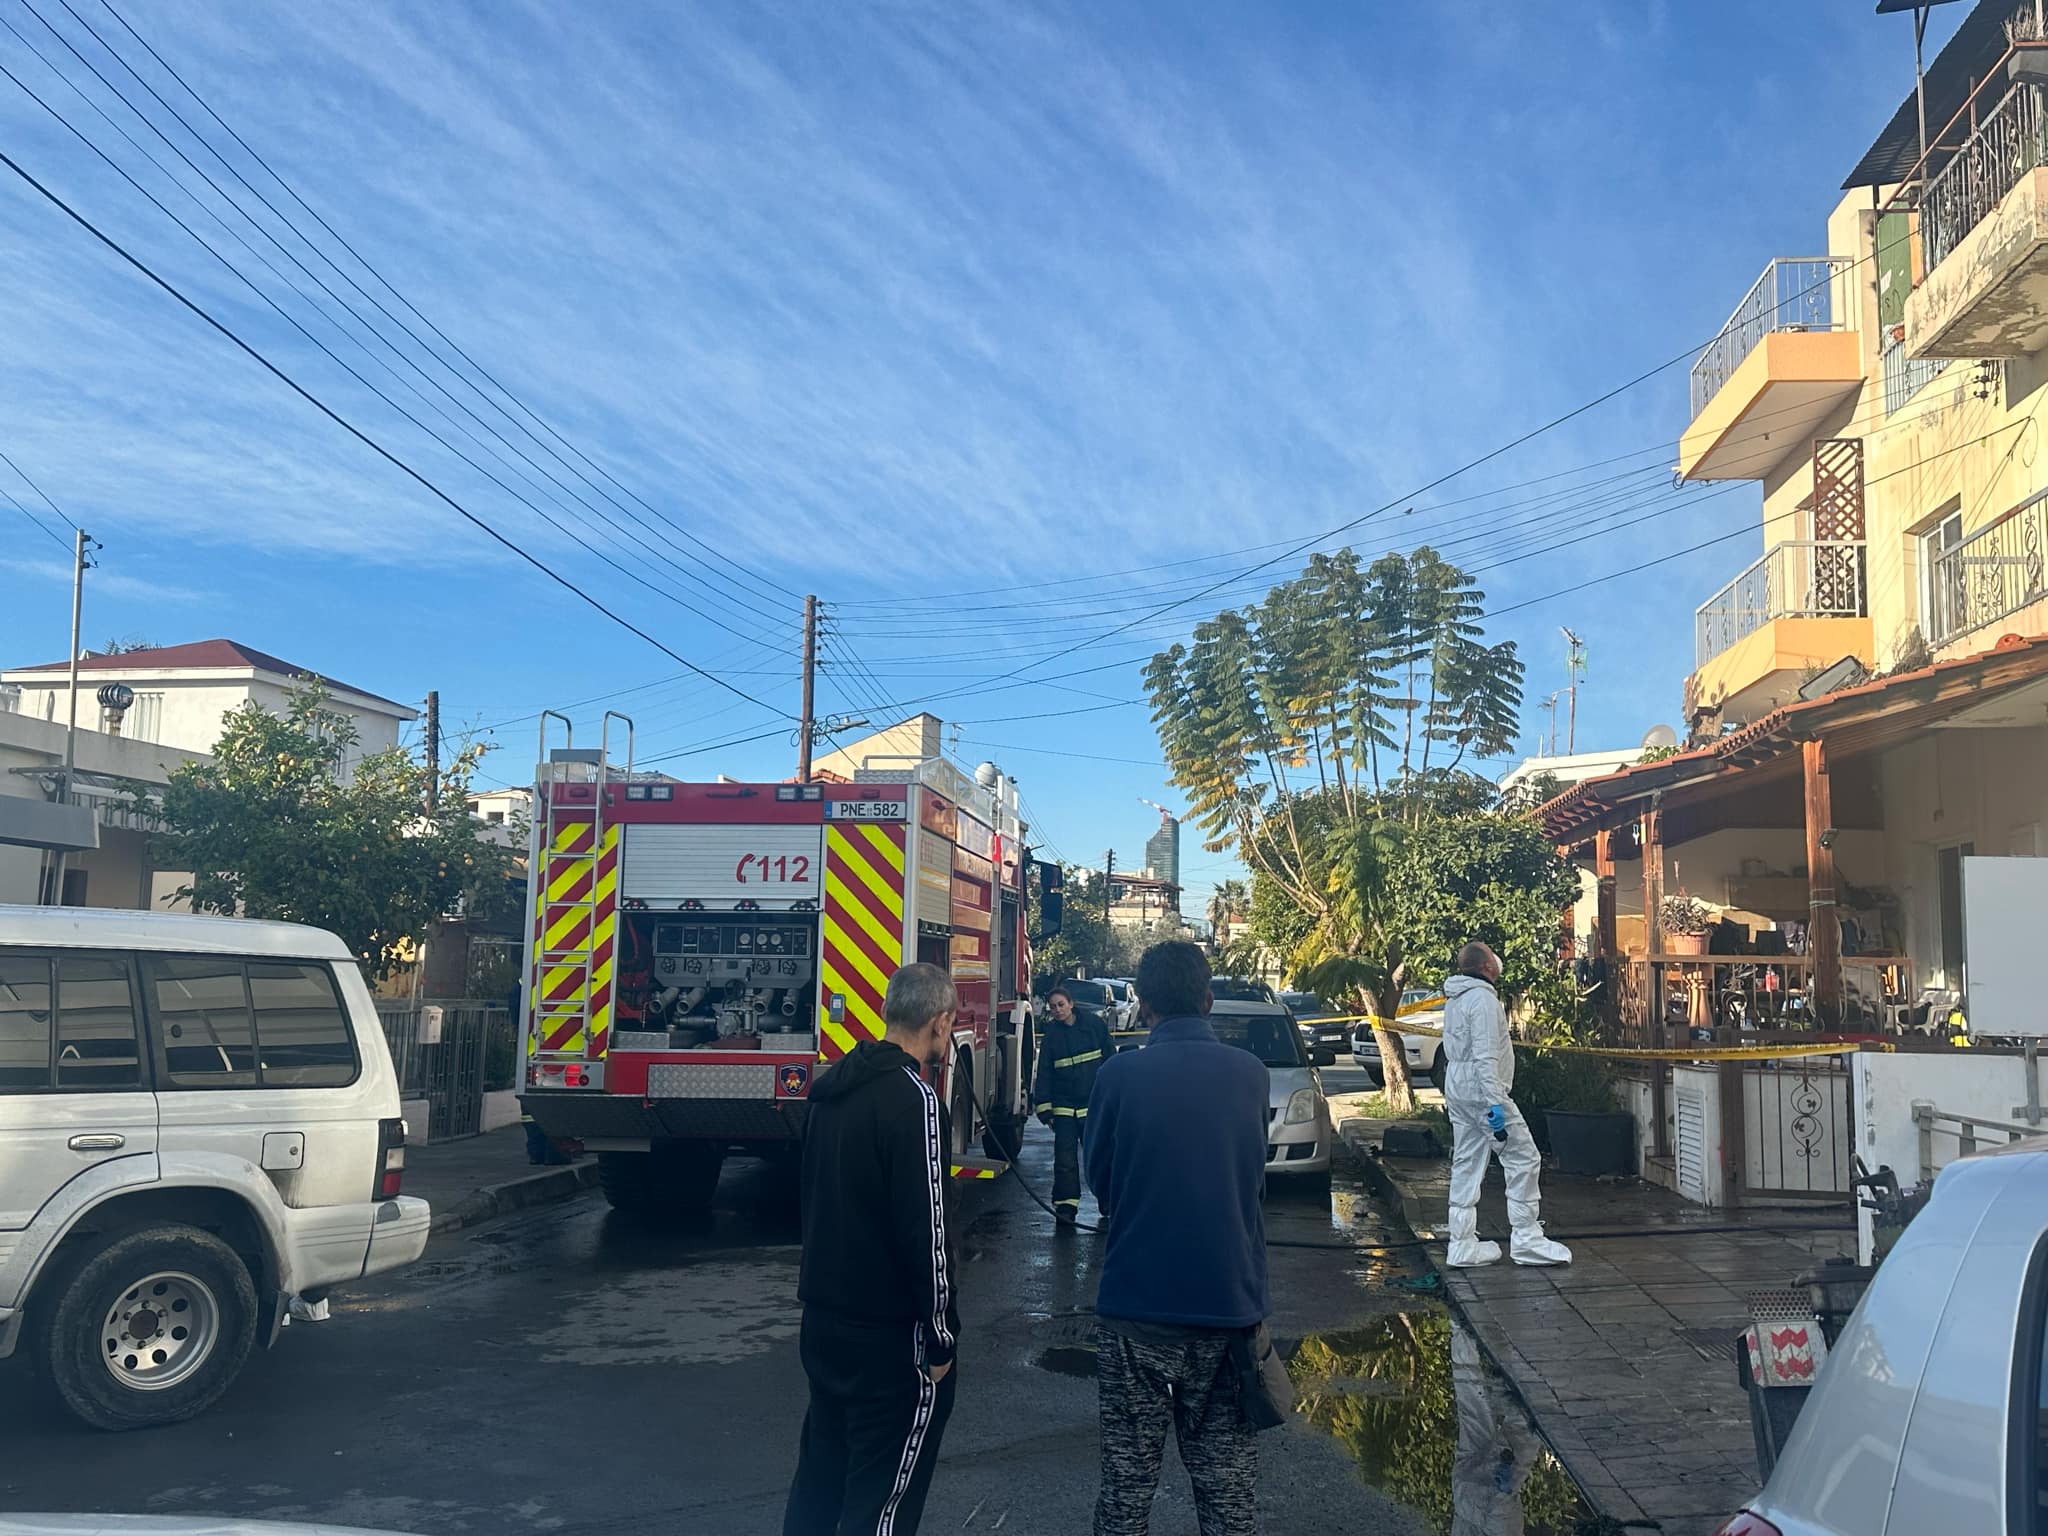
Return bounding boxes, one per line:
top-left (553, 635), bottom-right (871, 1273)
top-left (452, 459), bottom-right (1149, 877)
top-left (1311, 1047), bottom-right (1337, 1067)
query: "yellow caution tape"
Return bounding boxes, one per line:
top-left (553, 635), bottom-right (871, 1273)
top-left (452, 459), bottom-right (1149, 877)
top-left (1325, 1010), bottom-right (1885, 1062)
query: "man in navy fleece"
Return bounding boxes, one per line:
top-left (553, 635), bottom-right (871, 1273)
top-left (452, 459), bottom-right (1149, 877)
top-left (1084, 940), bottom-right (1267, 1536)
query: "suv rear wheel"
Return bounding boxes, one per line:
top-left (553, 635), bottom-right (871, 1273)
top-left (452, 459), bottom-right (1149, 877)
top-left (38, 1224), bottom-right (258, 1431)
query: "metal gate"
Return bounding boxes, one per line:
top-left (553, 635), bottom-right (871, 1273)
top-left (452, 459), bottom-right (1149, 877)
top-left (376, 1001), bottom-right (507, 1143)
top-left (1742, 1059), bottom-right (1852, 1197)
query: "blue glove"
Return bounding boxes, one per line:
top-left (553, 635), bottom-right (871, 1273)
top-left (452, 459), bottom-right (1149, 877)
top-left (1486, 1104), bottom-right (1507, 1136)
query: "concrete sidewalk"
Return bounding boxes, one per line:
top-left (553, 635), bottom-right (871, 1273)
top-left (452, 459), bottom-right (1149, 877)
top-left (1340, 1116), bottom-right (1854, 1536)
top-left (403, 1125), bottom-right (597, 1233)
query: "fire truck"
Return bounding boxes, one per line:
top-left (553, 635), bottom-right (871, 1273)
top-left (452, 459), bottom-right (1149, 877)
top-left (517, 714), bottom-right (1045, 1215)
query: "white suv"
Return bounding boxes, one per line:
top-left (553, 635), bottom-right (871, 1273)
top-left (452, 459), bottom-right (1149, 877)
top-left (0, 907), bottom-right (431, 1430)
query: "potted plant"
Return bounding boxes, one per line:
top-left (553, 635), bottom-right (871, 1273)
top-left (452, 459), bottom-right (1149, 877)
top-left (1659, 893), bottom-right (1714, 956)
top-left (1512, 1045), bottom-right (1633, 1176)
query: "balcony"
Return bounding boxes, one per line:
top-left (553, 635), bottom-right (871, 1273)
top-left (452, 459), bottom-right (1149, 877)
top-left (1926, 492), bottom-right (2048, 650)
top-left (1690, 540), bottom-right (1873, 722)
top-left (1906, 81), bottom-right (2048, 359)
top-left (1679, 258), bottom-right (1861, 482)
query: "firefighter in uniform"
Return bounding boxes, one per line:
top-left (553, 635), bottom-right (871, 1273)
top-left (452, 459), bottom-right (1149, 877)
top-left (1033, 983), bottom-right (1112, 1226)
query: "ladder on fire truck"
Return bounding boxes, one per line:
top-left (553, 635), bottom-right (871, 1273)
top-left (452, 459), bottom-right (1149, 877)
top-left (530, 711), bottom-right (633, 1072)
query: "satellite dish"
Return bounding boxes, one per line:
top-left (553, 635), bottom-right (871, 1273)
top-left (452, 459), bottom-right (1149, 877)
top-left (1640, 723), bottom-right (1679, 752)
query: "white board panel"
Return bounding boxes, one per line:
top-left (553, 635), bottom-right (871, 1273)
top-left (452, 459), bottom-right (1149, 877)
top-left (622, 824), bottom-right (824, 903)
top-left (1962, 855), bottom-right (2048, 1037)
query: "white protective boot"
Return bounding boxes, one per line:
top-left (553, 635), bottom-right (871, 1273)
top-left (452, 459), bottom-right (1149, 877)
top-left (1445, 1206), bottom-right (1501, 1268)
top-left (1509, 1225), bottom-right (1572, 1266)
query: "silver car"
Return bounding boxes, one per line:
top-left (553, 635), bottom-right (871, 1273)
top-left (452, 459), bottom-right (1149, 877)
top-left (1204, 1000), bottom-right (1333, 1182)
top-left (1721, 1139), bottom-right (2048, 1536)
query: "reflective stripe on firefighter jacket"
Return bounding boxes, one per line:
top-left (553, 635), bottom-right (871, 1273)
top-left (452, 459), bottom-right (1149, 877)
top-left (1033, 1009), bottom-right (1113, 1117)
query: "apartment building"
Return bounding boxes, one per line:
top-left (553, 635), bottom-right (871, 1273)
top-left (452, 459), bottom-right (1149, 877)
top-left (1536, 3), bottom-right (2048, 1211)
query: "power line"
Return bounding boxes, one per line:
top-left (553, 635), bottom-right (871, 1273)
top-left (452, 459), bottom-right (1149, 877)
top-left (82, 0), bottom-right (799, 609)
top-left (0, 449), bottom-right (73, 550)
top-left (0, 142), bottom-right (798, 718)
top-left (0, 14), bottom-right (800, 659)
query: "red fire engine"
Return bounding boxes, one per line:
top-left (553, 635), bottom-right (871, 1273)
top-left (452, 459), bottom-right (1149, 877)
top-left (517, 714), bottom-right (1043, 1214)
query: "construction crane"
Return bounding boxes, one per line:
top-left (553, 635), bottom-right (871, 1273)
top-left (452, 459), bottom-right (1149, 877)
top-left (1138, 796), bottom-right (1177, 822)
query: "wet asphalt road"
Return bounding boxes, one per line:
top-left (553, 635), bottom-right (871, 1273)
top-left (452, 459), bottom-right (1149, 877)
top-left (0, 1067), bottom-right (1447, 1534)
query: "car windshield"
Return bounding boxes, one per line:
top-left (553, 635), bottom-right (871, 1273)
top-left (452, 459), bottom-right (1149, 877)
top-left (1206, 1009), bottom-right (1308, 1068)
top-left (1401, 988), bottom-right (1439, 1008)
top-left (1058, 981), bottom-right (1110, 1007)
top-left (1211, 977), bottom-right (1275, 1003)
top-left (1281, 991), bottom-right (1329, 1018)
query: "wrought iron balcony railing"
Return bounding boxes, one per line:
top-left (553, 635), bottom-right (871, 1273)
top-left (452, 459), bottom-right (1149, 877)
top-left (1690, 257), bottom-right (1853, 419)
top-left (1695, 539), bottom-right (1868, 668)
top-left (1926, 493), bottom-right (2048, 647)
top-left (1921, 80), bottom-right (2048, 275)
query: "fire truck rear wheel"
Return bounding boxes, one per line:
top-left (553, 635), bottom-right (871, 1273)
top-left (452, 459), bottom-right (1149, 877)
top-left (949, 1062), bottom-right (974, 1161)
top-left (597, 1142), bottom-right (725, 1218)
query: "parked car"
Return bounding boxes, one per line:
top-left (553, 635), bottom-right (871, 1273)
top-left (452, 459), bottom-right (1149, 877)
top-left (1211, 975), bottom-right (1278, 1004)
top-left (1100, 978), bottom-right (1136, 1029)
top-left (1282, 990), bottom-right (1350, 1057)
top-left (1714, 1139), bottom-right (2048, 1536)
top-left (1349, 988), bottom-right (1447, 1091)
top-left (1203, 999), bottom-right (1333, 1186)
top-left (0, 907), bottom-right (432, 1430)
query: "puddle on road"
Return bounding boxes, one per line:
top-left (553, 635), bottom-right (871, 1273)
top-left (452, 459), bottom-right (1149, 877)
top-left (1294, 1311), bottom-right (1617, 1536)
top-left (1024, 1306), bottom-right (1615, 1535)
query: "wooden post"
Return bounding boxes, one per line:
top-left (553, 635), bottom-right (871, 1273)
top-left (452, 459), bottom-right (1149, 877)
top-left (1804, 737), bottom-right (1842, 1027)
top-left (1594, 828), bottom-right (1618, 1030)
top-left (1641, 806), bottom-right (1671, 1157)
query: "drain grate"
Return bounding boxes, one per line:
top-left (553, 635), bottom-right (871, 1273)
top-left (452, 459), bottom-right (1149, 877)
top-left (1675, 1325), bottom-right (1742, 1361)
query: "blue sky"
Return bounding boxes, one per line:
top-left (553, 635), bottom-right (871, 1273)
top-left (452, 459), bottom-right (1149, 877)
top-left (0, 0), bottom-right (1960, 914)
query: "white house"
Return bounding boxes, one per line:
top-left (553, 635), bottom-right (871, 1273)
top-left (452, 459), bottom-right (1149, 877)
top-left (0, 707), bottom-right (207, 909)
top-left (1, 638), bottom-right (416, 773)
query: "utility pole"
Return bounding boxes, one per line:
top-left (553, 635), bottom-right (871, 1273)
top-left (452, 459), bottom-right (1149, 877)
top-left (47, 528), bottom-right (90, 906)
top-left (423, 690), bottom-right (440, 812)
top-left (798, 594), bottom-right (818, 782)
top-left (1561, 627), bottom-right (1586, 754)
top-left (1103, 848), bottom-right (1116, 924)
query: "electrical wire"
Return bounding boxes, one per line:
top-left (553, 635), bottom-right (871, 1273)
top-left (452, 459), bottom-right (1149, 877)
top-left (0, 142), bottom-right (798, 717)
top-left (0, 460), bottom-right (73, 550)
top-left (0, 15), bottom-right (801, 660)
top-left (82, 0), bottom-right (800, 609)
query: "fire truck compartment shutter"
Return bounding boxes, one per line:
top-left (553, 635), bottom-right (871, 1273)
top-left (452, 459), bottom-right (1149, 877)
top-left (621, 824), bottom-right (826, 904)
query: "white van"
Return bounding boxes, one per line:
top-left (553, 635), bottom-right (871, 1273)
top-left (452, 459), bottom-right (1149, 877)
top-left (0, 906), bottom-right (431, 1430)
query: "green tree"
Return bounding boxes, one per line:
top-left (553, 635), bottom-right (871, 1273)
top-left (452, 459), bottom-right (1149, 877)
top-left (154, 684), bottom-right (512, 978)
top-left (1032, 865), bottom-right (1133, 980)
top-left (1146, 547), bottom-right (1527, 1108)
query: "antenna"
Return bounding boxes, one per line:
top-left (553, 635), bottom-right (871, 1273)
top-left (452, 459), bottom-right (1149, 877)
top-left (1560, 626), bottom-right (1586, 754)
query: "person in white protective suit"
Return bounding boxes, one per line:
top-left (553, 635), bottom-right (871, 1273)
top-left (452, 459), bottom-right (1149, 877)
top-left (1440, 942), bottom-right (1572, 1267)
top-left (1449, 1328), bottom-right (1539, 1536)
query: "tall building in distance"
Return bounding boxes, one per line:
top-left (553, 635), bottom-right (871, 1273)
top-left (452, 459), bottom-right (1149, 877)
top-left (1142, 805), bottom-right (1180, 903)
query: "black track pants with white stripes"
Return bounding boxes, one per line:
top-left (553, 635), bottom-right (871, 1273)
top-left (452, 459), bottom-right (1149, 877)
top-left (784, 1308), bottom-right (957, 1536)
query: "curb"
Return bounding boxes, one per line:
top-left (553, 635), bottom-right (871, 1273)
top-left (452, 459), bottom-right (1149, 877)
top-left (1337, 1118), bottom-right (1648, 1530)
top-left (430, 1161), bottom-right (599, 1234)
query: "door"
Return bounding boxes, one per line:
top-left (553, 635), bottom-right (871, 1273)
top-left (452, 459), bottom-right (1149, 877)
top-left (144, 954), bottom-right (378, 1284)
top-left (0, 950), bottom-right (157, 1234)
top-left (1938, 842), bottom-right (1974, 989)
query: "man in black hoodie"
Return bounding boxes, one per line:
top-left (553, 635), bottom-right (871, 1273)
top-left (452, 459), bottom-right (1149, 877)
top-left (784, 961), bottom-right (961, 1536)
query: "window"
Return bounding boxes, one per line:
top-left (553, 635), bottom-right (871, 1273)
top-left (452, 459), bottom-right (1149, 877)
top-left (126, 691), bottom-right (164, 744)
top-left (0, 956), bottom-right (53, 1091)
top-left (248, 962), bottom-right (357, 1087)
top-left (1920, 507), bottom-right (1965, 641)
top-left (147, 955), bottom-right (256, 1085)
top-left (1939, 842), bottom-right (1975, 989)
top-left (56, 955), bottom-right (141, 1089)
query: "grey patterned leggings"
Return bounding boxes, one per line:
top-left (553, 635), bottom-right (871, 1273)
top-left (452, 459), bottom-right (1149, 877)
top-left (1094, 1323), bottom-right (1258, 1536)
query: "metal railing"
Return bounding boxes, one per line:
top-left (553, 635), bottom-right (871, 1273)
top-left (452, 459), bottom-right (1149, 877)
top-left (1882, 335), bottom-right (1950, 416)
top-left (1690, 257), bottom-right (1852, 418)
top-left (375, 999), bottom-right (511, 1142)
top-left (1922, 81), bottom-right (2048, 274)
top-left (1695, 539), bottom-right (1868, 666)
top-left (1926, 493), bottom-right (2048, 647)
top-left (1913, 1099), bottom-right (2048, 1184)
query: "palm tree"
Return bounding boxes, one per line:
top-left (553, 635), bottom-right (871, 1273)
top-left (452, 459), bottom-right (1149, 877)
top-left (1207, 879), bottom-right (1249, 947)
